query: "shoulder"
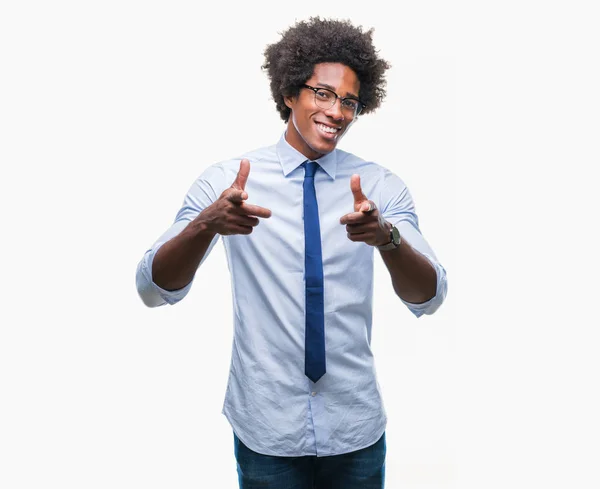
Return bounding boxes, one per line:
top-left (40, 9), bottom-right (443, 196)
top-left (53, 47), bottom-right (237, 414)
top-left (196, 144), bottom-right (277, 181)
top-left (217, 144), bottom-right (278, 175)
top-left (236, 143), bottom-right (278, 168)
top-left (336, 148), bottom-right (408, 188)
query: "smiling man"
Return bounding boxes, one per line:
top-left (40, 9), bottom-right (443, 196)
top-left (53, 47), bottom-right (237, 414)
top-left (285, 64), bottom-right (360, 159)
top-left (136, 17), bottom-right (447, 489)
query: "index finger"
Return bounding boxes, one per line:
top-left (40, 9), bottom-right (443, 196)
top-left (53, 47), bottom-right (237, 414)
top-left (239, 203), bottom-right (272, 219)
top-left (339, 211), bottom-right (372, 225)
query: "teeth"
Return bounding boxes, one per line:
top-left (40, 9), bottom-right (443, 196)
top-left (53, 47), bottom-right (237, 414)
top-left (317, 123), bottom-right (338, 134)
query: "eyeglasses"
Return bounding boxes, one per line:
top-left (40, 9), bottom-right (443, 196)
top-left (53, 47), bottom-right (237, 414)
top-left (301, 84), bottom-right (365, 118)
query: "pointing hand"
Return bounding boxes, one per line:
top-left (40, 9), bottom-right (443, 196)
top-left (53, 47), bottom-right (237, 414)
top-left (199, 159), bottom-right (272, 236)
top-left (339, 174), bottom-right (390, 246)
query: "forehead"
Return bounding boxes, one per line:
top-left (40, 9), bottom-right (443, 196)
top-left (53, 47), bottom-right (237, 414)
top-left (307, 63), bottom-right (360, 96)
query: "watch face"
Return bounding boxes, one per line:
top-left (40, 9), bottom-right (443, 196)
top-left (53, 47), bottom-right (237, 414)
top-left (391, 226), bottom-right (401, 245)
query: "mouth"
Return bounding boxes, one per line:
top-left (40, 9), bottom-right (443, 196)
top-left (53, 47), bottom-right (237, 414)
top-left (315, 122), bottom-right (342, 140)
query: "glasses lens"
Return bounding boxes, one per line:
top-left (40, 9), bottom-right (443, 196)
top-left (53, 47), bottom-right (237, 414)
top-left (314, 89), bottom-right (336, 109)
top-left (312, 87), bottom-right (363, 118)
top-left (341, 99), bottom-right (359, 115)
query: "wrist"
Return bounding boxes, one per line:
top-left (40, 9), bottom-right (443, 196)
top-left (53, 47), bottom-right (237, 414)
top-left (189, 215), bottom-right (218, 240)
top-left (376, 221), bottom-right (393, 246)
top-left (377, 223), bottom-right (401, 251)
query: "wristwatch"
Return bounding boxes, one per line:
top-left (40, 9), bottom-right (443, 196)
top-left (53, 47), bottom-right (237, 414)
top-left (378, 224), bottom-right (401, 251)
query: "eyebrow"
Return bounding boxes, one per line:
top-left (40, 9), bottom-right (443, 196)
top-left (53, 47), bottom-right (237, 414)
top-left (315, 82), bottom-right (359, 100)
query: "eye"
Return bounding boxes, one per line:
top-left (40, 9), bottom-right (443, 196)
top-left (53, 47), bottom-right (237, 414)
top-left (342, 99), bottom-right (359, 110)
top-left (315, 90), bottom-right (331, 100)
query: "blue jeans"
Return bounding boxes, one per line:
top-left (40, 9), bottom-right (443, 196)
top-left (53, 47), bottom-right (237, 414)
top-left (233, 432), bottom-right (386, 489)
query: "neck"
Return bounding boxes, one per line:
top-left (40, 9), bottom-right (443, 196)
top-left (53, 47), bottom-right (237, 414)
top-left (285, 121), bottom-right (324, 161)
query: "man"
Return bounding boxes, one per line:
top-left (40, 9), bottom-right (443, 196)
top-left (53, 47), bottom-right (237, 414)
top-left (136, 16), bottom-right (447, 489)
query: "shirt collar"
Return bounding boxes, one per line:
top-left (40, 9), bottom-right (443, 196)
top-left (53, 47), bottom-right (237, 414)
top-left (276, 131), bottom-right (338, 180)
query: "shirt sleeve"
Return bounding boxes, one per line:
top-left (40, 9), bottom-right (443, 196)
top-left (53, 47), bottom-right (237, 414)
top-left (378, 168), bottom-right (448, 317)
top-left (135, 164), bottom-right (226, 307)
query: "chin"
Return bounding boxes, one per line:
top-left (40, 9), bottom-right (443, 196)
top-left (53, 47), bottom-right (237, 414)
top-left (309, 142), bottom-right (335, 157)
top-left (312, 135), bottom-right (340, 153)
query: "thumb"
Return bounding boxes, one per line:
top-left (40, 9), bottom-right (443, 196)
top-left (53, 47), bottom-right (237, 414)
top-left (231, 158), bottom-right (250, 192)
top-left (226, 188), bottom-right (247, 204)
top-left (350, 174), bottom-right (370, 211)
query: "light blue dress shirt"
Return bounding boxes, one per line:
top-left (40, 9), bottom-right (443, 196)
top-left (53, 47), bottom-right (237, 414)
top-left (136, 133), bottom-right (447, 457)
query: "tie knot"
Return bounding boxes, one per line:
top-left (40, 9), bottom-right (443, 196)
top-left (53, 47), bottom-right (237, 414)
top-left (304, 161), bottom-right (319, 178)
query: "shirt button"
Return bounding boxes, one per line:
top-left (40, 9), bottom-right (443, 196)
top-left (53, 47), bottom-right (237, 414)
top-left (311, 392), bottom-right (317, 397)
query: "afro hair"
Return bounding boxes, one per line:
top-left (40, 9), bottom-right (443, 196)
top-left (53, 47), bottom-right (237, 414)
top-left (262, 17), bottom-right (391, 122)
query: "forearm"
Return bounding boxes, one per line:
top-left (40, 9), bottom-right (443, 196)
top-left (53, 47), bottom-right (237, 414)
top-left (152, 217), bottom-right (217, 291)
top-left (379, 239), bottom-right (437, 304)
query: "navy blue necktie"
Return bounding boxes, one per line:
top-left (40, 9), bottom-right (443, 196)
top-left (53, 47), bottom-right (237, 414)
top-left (303, 161), bottom-right (326, 383)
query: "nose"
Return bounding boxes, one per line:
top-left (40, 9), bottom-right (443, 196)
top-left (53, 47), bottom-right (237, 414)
top-left (324, 98), bottom-right (345, 121)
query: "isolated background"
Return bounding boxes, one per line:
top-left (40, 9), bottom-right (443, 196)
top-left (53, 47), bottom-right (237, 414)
top-left (1, 1), bottom-right (598, 488)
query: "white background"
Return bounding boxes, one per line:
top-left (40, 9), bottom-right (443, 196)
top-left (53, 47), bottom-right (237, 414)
top-left (1, 1), bottom-right (598, 488)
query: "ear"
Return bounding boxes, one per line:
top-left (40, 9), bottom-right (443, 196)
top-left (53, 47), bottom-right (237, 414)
top-left (283, 94), bottom-right (295, 109)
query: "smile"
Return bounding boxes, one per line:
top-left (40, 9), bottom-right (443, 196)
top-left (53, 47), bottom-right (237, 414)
top-left (316, 123), bottom-right (340, 135)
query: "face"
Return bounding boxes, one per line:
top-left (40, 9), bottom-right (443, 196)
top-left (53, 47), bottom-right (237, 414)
top-left (284, 63), bottom-right (361, 161)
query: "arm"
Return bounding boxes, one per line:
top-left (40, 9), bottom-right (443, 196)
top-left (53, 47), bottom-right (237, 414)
top-left (378, 226), bottom-right (437, 304)
top-left (339, 172), bottom-right (447, 316)
top-left (135, 219), bottom-right (217, 308)
top-left (151, 218), bottom-right (217, 292)
top-left (136, 159), bottom-right (271, 307)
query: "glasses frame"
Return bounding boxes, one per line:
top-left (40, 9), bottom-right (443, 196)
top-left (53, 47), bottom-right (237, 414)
top-left (301, 84), bottom-right (366, 118)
